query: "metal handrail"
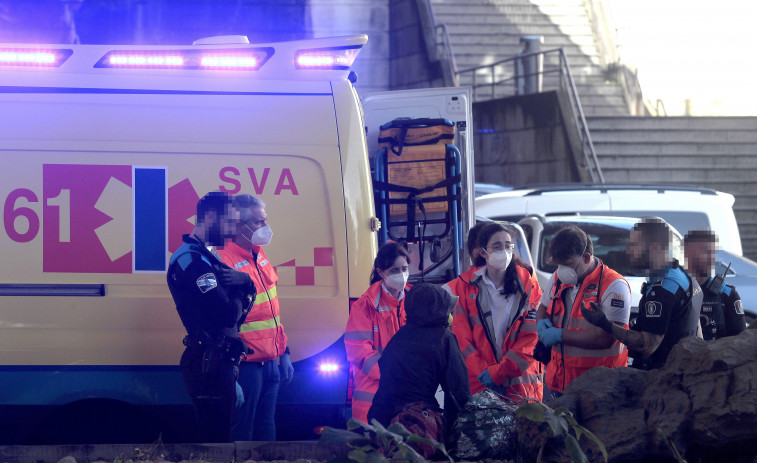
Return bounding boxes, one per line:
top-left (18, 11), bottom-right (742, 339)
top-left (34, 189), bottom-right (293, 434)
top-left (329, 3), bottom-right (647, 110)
top-left (417, 0), bottom-right (458, 87)
top-left (435, 23), bottom-right (458, 85)
top-left (456, 48), bottom-right (605, 183)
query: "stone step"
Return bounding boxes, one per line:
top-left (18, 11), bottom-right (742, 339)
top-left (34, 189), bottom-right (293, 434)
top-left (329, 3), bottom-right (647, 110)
top-left (455, 52), bottom-right (602, 73)
top-left (436, 13), bottom-right (596, 30)
top-left (593, 142), bottom-right (757, 156)
top-left (587, 116), bottom-right (757, 131)
top-left (598, 155), bottom-right (757, 170)
top-left (446, 30), bottom-right (599, 47)
top-left (433, 3), bottom-right (588, 16)
top-left (451, 53), bottom-right (600, 70)
top-left (590, 130), bottom-right (757, 143)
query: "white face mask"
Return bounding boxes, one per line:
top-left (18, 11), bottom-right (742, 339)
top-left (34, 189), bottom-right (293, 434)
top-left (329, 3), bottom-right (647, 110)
top-left (556, 240), bottom-right (589, 285)
top-left (243, 224), bottom-right (273, 246)
top-left (384, 271), bottom-right (409, 291)
top-left (487, 250), bottom-right (512, 271)
top-left (556, 264), bottom-right (579, 286)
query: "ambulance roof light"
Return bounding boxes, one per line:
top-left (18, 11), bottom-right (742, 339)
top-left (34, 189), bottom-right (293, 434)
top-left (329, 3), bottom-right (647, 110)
top-left (294, 46), bottom-right (361, 70)
top-left (0, 49), bottom-right (72, 67)
top-left (94, 48), bottom-right (273, 70)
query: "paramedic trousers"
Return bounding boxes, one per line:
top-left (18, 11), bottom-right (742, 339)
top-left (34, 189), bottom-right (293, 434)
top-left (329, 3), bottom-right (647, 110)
top-left (232, 359), bottom-right (281, 441)
top-left (180, 346), bottom-right (236, 443)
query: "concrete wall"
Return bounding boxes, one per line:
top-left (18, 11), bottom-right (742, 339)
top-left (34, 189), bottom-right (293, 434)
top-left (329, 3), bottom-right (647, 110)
top-left (306, 0), bottom-right (391, 94)
top-left (387, 0), bottom-right (444, 90)
top-left (473, 90), bottom-right (588, 186)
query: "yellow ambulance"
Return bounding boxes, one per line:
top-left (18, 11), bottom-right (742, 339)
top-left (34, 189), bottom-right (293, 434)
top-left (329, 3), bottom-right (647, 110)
top-left (0, 34), bottom-right (474, 443)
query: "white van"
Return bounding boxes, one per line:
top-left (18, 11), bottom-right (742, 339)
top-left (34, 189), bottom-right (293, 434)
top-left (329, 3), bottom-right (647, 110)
top-left (475, 184), bottom-right (743, 256)
top-left (0, 35), bottom-right (474, 443)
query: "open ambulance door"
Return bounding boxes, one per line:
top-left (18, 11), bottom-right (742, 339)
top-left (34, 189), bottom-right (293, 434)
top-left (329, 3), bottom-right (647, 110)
top-left (361, 87), bottom-right (475, 282)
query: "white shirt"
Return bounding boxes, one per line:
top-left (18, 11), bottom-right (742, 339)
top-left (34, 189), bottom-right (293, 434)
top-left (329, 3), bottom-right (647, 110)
top-left (539, 269), bottom-right (631, 325)
top-left (476, 266), bottom-right (516, 359)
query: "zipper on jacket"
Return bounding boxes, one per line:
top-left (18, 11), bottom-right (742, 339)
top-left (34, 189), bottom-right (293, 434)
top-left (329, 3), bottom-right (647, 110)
top-left (254, 250), bottom-right (280, 358)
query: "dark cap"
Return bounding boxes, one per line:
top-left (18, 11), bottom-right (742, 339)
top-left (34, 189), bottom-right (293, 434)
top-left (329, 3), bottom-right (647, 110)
top-left (405, 283), bottom-right (459, 327)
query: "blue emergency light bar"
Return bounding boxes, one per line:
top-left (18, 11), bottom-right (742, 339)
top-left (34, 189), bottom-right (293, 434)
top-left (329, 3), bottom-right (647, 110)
top-left (0, 49), bottom-right (72, 67)
top-left (94, 48), bottom-right (274, 70)
top-left (294, 45), bottom-right (361, 70)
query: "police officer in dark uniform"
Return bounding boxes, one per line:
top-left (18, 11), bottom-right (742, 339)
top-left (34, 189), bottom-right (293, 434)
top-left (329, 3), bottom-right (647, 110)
top-left (684, 230), bottom-right (746, 340)
top-left (582, 218), bottom-right (702, 369)
top-left (167, 191), bottom-right (257, 443)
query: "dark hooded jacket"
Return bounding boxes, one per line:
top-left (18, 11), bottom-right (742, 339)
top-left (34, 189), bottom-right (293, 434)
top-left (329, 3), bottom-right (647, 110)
top-left (368, 283), bottom-right (471, 428)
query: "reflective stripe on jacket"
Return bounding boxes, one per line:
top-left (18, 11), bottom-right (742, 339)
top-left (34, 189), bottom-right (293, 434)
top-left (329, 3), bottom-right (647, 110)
top-left (345, 280), bottom-right (409, 423)
top-left (444, 265), bottom-right (543, 402)
top-left (217, 242), bottom-right (287, 362)
top-left (545, 260), bottom-right (629, 393)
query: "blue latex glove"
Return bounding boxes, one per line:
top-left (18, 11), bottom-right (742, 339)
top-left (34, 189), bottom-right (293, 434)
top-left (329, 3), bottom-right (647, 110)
top-left (235, 381), bottom-right (244, 408)
top-left (477, 369), bottom-right (496, 388)
top-left (280, 353), bottom-right (294, 384)
top-left (539, 326), bottom-right (564, 347)
top-left (537, 318), bottom-right (553, 335)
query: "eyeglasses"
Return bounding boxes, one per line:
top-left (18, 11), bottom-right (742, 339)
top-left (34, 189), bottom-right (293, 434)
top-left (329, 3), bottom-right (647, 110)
top-left (486, 242), bottom-right (515, 253)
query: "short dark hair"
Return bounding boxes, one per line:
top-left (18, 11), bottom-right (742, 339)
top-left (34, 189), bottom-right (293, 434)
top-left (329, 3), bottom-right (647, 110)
top-left (370, 242), bottom-right (411, 285)
top-left (634, 217), bottom-right (670, 250)
top-left (196, 191), bottom-right (232, 224)
top-left (548, 226), bottom-right (593, 261)
top-left (684, 229), bottom-right (716, 247)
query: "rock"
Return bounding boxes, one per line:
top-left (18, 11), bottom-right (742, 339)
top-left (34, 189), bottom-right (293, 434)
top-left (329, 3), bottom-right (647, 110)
top-left (517, 330), bottom-right (757, 463)
top-left (56, 457), bottom-right (77, 463)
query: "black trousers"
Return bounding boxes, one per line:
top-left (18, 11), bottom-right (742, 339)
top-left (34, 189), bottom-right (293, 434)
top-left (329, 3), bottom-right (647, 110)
top-left (180, 346), bottom-right (236, 443)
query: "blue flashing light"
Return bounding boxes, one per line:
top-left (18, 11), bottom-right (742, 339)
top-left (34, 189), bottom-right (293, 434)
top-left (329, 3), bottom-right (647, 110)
top-left (294, 46), bottom-right (361, 70)
top-left (0, 49), bottom-right (72, 67)
top-left (319, 362), bottom-right (339, 373)
top-left (94, 48), bottom-right (273, 71)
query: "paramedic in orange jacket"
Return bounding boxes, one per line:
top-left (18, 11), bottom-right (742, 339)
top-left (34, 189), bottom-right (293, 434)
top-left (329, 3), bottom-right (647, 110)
top-left (217, 194), bottom-right (292, 441)
top-left (444, 222), bottom-right (543, 401)
top-left (345, 242), bottom-right (411, 424)
top-left (536, 226), bottom-right (631, 401)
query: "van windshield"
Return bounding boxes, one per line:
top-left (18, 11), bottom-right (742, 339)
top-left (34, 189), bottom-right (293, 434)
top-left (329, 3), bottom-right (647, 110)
top-left (539, 222), bottom-right (637, 276)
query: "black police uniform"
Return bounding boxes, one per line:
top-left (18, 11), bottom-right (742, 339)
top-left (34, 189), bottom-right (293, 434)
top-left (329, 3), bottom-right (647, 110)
top-left (167, 234), bottom-right (255, 443)
top-left (699, 278), bottom-right (746, 341)
top-left (633, 261), bottom-right (702, 369)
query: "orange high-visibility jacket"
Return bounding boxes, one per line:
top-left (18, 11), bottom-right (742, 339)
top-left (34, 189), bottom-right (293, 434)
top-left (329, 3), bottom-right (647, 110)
top-left (218, 242), bottom-right (287, 362)
top-left (544, 260), bottom-right (629, 393)
top-left (444, 265), bottom-right (543, 401)
top-left (345, 280), bottom-right (408, 424)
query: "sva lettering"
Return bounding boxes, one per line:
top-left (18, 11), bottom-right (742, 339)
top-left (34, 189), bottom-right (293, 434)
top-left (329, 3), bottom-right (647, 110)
top-left (219, 167), bottom-right (299, 196)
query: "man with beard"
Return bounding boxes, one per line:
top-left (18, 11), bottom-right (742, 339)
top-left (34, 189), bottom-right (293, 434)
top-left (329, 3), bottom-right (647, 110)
top-left (582, 217), bottom-right (702, 370)
top-left (684, 230), bottom-right (746, 340)
top-left (167, 191), bottom-right (257, 442)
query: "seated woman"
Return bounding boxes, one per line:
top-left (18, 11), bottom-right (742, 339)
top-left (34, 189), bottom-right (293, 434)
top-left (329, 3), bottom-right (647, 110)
top-left (368, 283), bottom-right (471, 446)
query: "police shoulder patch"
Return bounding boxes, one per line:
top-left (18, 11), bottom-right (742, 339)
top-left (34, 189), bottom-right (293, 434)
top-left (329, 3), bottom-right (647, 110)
top-left (196, 273), bottom-right (218, 293)
top-left (645, 301), bottom-right (662, 318)
top-left (734, 300), bottom-right (744, 315)
top-left (610, 293), bottom-right (624, 309)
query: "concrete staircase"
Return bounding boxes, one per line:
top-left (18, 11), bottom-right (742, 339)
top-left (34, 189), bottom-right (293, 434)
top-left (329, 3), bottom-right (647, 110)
top-left (589, 116), bottom-right (757, 259)
top-left (430, 0), bottom-right (629, 116)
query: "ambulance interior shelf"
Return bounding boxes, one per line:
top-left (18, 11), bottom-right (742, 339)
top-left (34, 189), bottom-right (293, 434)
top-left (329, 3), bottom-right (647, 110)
top-left (371, 118), bottom-right (463, 283)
